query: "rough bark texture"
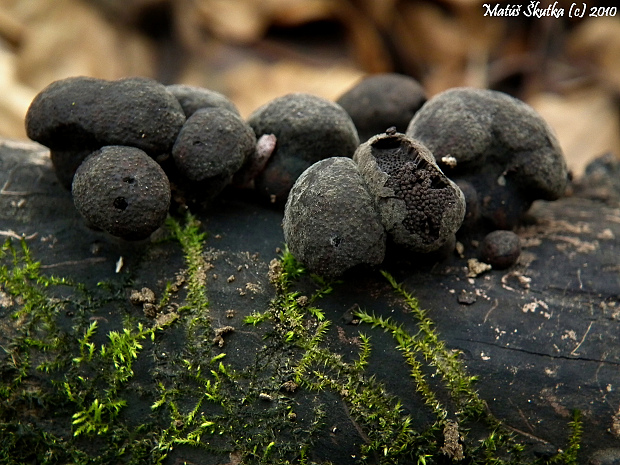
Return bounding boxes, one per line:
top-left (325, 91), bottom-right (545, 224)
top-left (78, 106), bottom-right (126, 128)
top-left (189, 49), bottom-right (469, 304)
top-left (1, 139), bottom-right (619, 464)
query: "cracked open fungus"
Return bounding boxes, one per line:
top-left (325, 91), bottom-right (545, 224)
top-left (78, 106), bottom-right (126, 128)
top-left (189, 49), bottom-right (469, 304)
top-left (354, 132), bottom-right (465, 253)
top-left (406, 87), bottom-right (568, 229)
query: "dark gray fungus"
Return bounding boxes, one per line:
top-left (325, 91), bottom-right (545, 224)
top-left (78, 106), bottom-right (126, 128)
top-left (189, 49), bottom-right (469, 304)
top-left (455, 179), bottom-right (480, 231)
top-left (50, 148), bottom-right (94, 190)
top-left (172, 108), bottom-right (256, 199)
top-left (407, 87), bottom-right (568, 229)
top-left (167, 84), bottom-right (240, 118)
top-left (26, 76), bottom-right (185, 157)
top-left (337, 73), bottom-right (426, 143)
top-left (72, 146), bottom-right (171, 240)
top-left (354, 132), bottom-right (465, 253)
top-left (283, 157), bottom-right (386, 279)
top-left (247, 93), bottom-right (359, 203)
top-left (480, 230), bottom-right (521, 269)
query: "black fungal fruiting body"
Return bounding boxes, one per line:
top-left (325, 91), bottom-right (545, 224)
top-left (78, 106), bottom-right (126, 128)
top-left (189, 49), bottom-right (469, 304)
top-left (26, 76), bottom-right (185, 155)
top-left (26, 76), bottom-right (186, 188)
top-left (337, 73), bottom-right (426, 142)
top-left (354, 133), bottom-right (465, 253)
top-left (407, 87), bottom-right (568, 229)
top-left (283, 157), bottom-right (386, 279)
top-left (171, 108), bottom-right (256, 200)
top-left (167, 84), bottom-right (241, 118)
top-left (247, 93), bottom-right (359, 203)
top-left (454, 179), bottom-right (480, 231)
top-left (480, 230), bottom-right (521, 269)
top-left (72, 146), bottom-right (171, 240)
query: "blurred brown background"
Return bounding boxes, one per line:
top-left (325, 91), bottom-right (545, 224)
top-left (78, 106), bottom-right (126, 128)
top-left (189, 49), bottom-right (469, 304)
top-left (0, 0), bottom-right (619, 176)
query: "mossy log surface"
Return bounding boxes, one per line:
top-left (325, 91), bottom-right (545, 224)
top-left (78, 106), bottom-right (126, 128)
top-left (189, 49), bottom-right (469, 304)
top-left (0, 138), bottom-right (619, 464)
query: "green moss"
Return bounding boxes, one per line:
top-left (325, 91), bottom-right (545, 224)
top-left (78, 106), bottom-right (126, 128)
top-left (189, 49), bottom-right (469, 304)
top-left (0, 226), bottom-right (584, 465)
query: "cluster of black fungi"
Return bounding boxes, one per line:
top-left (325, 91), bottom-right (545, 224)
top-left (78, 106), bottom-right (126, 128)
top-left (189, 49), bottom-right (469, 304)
top-left (25, 74), bottom-right (569, 277)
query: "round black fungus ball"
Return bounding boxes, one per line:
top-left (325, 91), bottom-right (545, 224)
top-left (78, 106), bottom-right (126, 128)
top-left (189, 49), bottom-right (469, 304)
top-left (72, 146), bottom-right (171, 240)
top-left (283, 157), bottom-right (386, 279)
top-left (247, 93), bottom-right (359, 203)
top-left (354, 132), bottom-right (465, 253)
top-left (337, 73), bottom-right (426, 142)
top-left (480, 230), bottom-right (521, 269)
top-left (26, 76), bottom-right (186, 157)
top-left (167, 84), bottom-right (240, 118)
top-left (172, 108), bottom-right (256, 200)
top-left (407, 87), bottom-right (568, 229)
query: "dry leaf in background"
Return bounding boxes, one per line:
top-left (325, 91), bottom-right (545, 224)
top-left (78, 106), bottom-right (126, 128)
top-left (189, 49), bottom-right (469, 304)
top-left (221, 59), bottom-right (364, 117)
top-left (0, 0), bottom-right (617, 176)
top-left (0, 46), bottom-right (35, 139)
top-left (567, 16), bottom-right (620, 93)
top-left (10, 0), bottom-right (156, 90)
top-left (530, 87), bottom-right (620, 177)
top-left (393, 1), bottom-right (505, 93)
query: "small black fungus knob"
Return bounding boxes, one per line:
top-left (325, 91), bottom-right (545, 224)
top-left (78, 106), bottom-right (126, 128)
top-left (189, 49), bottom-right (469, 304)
top-left (167, 84), bottom-right (241, 118)
top-left (283, 157), bottom-right (386, 279)
top-left (407, 87), bottom-right (568, 229)
top-left (72, 146), bottom-right (171, 240)
top-left (337, 73), bottom-right (426, 143)
top-left (171, 108), bottom-right (256, 201)
top-left (480, 230), bottom-right (521, 269)
top-left (247, 93), bottom-right (359, 204)
top-left (354, 132), bottom-right (465, 253)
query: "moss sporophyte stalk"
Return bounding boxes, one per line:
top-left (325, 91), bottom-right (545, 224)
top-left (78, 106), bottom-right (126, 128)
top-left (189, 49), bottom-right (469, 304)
top-left (0, 219), bottom-right (582, 464)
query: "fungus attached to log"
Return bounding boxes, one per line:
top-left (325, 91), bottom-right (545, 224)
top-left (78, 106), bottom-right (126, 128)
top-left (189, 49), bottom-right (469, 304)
top-left (26, 76), bottom-right (186, 188)
top-left (480, 230), bottom-right (521, 269)
top-left (72, 146), bottom-right (171, 240)
top-left (26, 76), bottom-right (185, 156)
top-left (247, 93), bottom-right (359, 204)
top-left (337, 73), bottom-right (426, 143)
top-left (406, 87), bottom-right (568, 229)
top-left (354, 132), bottom-right (465, 253)
top-left (171, 108), bottom-right (256, 200)
top-left (283, 157), bottom-right (386, 278)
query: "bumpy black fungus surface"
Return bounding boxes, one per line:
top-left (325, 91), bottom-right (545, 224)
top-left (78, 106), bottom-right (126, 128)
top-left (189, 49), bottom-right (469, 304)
top-left (171, 108), bottom-right (256, 200)
top-left (72, 146), bottom-right (171, 240)
top-left (26, 76), bottom-right (186, 157)
top-left (167, 84), bottom-right (240, 118)
top-left (247, 93), bottom-right (359, 203)
top-left (406, 87), bottom-right (568, 229)
top-left (283, 157), bottom-right (386, 278)
top-left (337, 73), bottom-right (426, 142)
top-left (354, 132), bottom-right (465, 253)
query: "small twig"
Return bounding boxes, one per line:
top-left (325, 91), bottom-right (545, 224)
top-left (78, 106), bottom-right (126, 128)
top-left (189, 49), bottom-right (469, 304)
top-left (503, 423), bottom-right (554, 446)
top-left (483, 299), bottom-right (499, 324)
top-left (0, 230), bottom-right (38, 240)
top-left (570, 321), bottom-right (593, 356)
top-left (39, 257), bottom-right (108, 269)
